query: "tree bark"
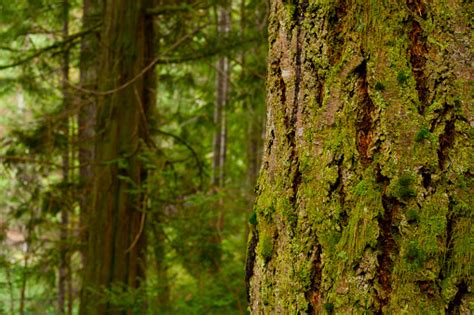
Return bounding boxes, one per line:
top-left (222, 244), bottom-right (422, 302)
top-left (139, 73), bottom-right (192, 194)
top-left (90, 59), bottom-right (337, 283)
top-left (247, 1), bottom-right (472, 314)
top-left (78, 0), bottom-right (100, 270)
top-left (59, 0), bottom-right (71, 313)
top-left (79, 0), bottom-right (156, 313)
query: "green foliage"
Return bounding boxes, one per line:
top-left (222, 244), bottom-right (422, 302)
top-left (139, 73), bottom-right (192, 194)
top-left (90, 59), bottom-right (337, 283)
top-left (0, 0), bottom-right (268, 312)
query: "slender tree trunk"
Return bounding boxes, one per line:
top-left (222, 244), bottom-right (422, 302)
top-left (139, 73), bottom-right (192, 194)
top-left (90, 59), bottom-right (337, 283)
top-left (78, 0), bottom-right (100, 270)
top-left (212, 1), bottom-right (231, 189)
top-left (240, 0), bottom-right (266, 266)
top-left (58, 0), bottom-right (70, 313)
top-left (240, 0), bottom-right (266, 198)
top-left (19, 218), bottom-right (33, 315)
top-left (19, 247), bottom-right (27, 315)
top-left (79, 0), bottom-right (157, 314)
top-left (247, 1), bottom-right (472, 314)
top-left (5, 265), bottom-right (15, 315)
top-left (206, 1), bottom-right (232, 274)
top-left (151, 213), bottom-right (170, 311)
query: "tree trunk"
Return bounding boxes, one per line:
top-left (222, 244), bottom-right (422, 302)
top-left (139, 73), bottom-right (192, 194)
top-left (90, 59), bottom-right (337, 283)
top-left (247, 1), bottom-right (472, 314)
top-left (151, 212), bottom-right (170, 311)
top-left (206, 1), bottom-right (232, 273)
top-left (78, 0), bottom-right (100, 269)
top-left (212, 2), bottom-right (231, 189)
top-left (79, 0), bottom-right (156, 313)
top-left (59, 0), bottom-right (71, 313)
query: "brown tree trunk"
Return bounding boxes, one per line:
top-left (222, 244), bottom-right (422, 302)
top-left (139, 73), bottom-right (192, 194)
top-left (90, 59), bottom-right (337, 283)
top-left (58, 0), bottom-right (71, 313)
top-left (78, 0), bottom-right (100, 269)
top-left (247, 1), bottom-right (472, 314)
top-left (79, 0), bottom-right (157, 313)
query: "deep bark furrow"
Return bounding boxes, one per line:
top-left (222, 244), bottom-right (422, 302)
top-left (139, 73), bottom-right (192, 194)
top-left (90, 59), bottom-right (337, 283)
top-left (375, 169), bottom-right (398, 311)
top-left (437, 117), bottom-right (455, 169)
top-left (327, 0), bottom-right (347, 66)
top-left (287, 2), bottom-right (306, 210)
top-left (304, 243), bottom-right (322, 315)
top-left (327, 155), bottom-right (343, 200)
top-left (441, 197), bottom-right (455, 281)
top-left (377, 195), bottom-right (398, 311)
top-left (354, 60), bottom-right (375, 166)
top-left (407, 0), bottom-right (428, 114)
top-left (447, 281), bottom-right (468, 314)
top-left (245, 229), bottom-right (258, 302)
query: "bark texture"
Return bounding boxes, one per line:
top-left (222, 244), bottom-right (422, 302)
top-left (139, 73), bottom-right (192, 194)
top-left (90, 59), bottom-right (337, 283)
top-left (78, 0), bottom-right (100, 268)
top-left (247, 1), bottom-right (472, 314)
top-left (59, 0), bottom-right (71, 313)
top-left (79, 0), bottom-right (156, 313)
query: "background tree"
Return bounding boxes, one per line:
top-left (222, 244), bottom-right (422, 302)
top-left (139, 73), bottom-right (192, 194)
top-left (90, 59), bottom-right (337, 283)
top-left (79, 0), bottom-right (157, 313)
top-left (247, 0), bottom-right (472, 314)
top-left (78, 0), bottom-right (100, 268)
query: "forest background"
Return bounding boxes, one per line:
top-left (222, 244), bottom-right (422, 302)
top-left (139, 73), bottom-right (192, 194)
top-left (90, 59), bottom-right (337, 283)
top-left (0, 0), bottom-right (267, 314)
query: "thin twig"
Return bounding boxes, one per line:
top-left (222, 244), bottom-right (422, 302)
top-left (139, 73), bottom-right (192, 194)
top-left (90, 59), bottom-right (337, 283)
top-left (125, 211), bottom-right (146, 253)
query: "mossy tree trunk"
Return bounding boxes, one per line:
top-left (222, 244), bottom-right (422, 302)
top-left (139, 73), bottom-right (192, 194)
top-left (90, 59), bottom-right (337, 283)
top-left (246, 1), bottom-right (472, 314)
top-left (79, 0), bottom-right (156, 313)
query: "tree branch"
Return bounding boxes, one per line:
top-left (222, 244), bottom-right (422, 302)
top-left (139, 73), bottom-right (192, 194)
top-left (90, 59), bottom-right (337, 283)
top-left (0, 25), bottom-right (100, 70)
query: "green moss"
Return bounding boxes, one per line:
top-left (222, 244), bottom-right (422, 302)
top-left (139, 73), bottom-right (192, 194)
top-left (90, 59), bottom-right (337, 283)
top-left (374, 82), bottom-right (385, 91)
top-left (415, 126), bottom-right (432, 142)
top-left (283, 2), bottom-right (297, 28)
top-left (337, 250), bottom-right (348, 262)
top-left (260, 201), bottom-right (276, 218)
top-left (394, 173), bottom-right (417, 199)
top-left (324, 302), bottom-right (335, 314)
top-left (396, 70), bottom-right (409, 85)
top-left (259, 234), bottom-right (273, 262)
top-left (406, 208), bottom-right (420, 224)
top-left (299, 263), bottom-right (313, 289)
top-left (405, 241), bottom-right (427, 269)
top-left (353, 180), bottom-right (369, 196)
top-left (249, 211), bottom-right (258, 225)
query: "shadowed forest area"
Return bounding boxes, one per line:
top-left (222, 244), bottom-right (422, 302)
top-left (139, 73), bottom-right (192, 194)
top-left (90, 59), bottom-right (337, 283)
top-left (0, 1), bottom-right (472, 315)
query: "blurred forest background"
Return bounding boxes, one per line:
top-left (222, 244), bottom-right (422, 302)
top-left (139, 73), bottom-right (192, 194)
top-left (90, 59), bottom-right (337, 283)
top-left (0, 0), bottom-right (268, 314)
